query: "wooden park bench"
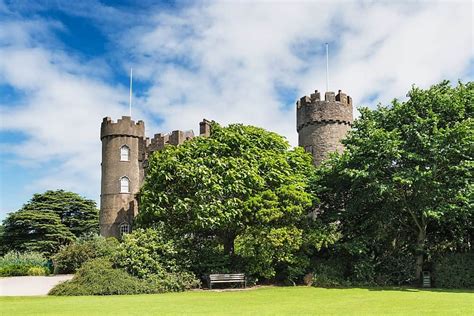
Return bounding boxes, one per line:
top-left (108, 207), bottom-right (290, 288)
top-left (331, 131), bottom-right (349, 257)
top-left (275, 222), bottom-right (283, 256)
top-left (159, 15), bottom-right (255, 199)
top-left (208, 273), bottom-right (246, 289)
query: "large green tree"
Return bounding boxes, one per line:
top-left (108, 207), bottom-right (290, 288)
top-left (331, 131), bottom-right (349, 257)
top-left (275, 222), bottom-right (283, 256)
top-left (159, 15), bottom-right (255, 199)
top-left (138, 123), bottom-right (332, 281)
top-left (1, 210), bottom-right (75, 255)
top-left (20, 190), bottom-right (99, 237)
top-left (315, 81), bottom-right (473, 282)
top-left (1, 190), bottom-right (99, 255)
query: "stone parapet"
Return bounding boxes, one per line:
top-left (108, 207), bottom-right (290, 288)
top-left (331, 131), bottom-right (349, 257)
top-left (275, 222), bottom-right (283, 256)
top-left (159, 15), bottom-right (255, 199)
top-left (296, 90), bottom-right (353, 132)
top-left (297, 89), bottom-right (354, 166)
top-left (101, 116), bottom-right (145, 139)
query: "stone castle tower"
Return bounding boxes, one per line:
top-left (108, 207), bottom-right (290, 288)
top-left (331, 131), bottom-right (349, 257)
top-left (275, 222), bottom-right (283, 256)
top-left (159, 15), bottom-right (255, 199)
top-left (100, 89), bottom-right (353, 237)
top-left (100, 116), bottom-right (211, 237)
top-left (297, 90), bottom-right (353, 165)
top-left (100, 117), bottom-right (145, 237)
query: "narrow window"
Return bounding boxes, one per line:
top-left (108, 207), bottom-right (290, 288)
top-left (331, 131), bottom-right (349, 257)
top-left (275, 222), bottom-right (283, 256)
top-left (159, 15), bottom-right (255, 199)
top-left (120, 176), bottom-right (130, 193)
top-left (120, 223), bottom-right (130, 236)
top-left (120, 145), bottom-right (130, 161)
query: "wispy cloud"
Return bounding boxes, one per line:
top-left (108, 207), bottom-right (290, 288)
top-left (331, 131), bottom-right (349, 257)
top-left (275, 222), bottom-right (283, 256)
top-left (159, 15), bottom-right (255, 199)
top-left (0, 12), bottom-right (133, 209)
top-left (126, 1), bottom-right (473, 144)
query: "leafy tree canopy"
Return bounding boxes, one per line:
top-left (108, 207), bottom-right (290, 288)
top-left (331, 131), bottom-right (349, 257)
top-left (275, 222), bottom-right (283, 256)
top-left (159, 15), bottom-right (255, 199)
top-left (2, 210), bottom-right (75, 256)
top-left (21, 190), bottom-right (99, 237)
top-left (314, 81), bottom-right (473, 282)
top-left (1, 190), bottom-right (99, 255)
top-left (138, 123), bottom-right (334, 281)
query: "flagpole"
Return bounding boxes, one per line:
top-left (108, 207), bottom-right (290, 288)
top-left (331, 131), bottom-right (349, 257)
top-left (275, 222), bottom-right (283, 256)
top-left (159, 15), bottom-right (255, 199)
top-left (325, 43), bottom-right (329, 92)
top-left (129, 68), bottom-right (133, 117)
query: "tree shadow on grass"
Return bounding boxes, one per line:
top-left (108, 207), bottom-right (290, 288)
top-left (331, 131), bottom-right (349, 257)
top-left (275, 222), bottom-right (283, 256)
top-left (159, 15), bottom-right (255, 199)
top-left (315, 286), bottom-right (474, 294)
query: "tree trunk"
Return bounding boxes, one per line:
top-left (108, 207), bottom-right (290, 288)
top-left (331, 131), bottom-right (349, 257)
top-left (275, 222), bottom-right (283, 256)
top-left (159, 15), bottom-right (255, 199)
top-left (415, 227), bottom-right (426, 284)
top-left (223, 236), bottom-right (235, 257)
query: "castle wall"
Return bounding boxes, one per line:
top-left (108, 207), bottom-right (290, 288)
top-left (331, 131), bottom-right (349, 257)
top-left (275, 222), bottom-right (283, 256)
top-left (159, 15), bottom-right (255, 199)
top-left (298, 121), bottom-right (351, 165)
top-left (100, 102), bottom-right (355, 238)
top-left (297, 90), bottom-right (353, 165)
top-left (100, 116), bottom-right (145, 238)
top-left (100, 117), bottom-right (211, 238)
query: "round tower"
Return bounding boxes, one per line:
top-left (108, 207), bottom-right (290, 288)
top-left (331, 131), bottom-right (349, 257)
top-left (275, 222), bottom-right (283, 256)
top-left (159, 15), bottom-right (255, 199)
top-left (297, 90), bottom-right (353, 166)
top-left (100, 116), bottom-right (145, 238)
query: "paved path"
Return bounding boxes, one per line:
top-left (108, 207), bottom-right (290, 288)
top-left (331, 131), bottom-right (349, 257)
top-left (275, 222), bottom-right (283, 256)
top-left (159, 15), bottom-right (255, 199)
top-left (0, 275), bottom-right (74, 296)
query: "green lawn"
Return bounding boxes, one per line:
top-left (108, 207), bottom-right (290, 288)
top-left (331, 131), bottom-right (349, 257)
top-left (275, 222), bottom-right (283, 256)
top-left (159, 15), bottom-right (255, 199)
top-left (1, 286), bottom-right (473, 315)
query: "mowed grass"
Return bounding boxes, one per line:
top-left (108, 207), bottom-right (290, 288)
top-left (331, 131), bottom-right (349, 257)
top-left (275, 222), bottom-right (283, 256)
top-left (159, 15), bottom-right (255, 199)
top-left (1, 286), bottom-right (473, 315)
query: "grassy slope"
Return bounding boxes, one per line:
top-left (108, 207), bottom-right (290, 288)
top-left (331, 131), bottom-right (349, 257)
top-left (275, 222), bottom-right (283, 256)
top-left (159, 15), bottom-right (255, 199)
top-left (1, 287), bottom-right (473, 315)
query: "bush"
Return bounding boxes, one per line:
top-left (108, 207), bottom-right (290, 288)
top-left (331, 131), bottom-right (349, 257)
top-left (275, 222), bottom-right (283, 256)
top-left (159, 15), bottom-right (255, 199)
top-left (27, 266), bottom-right (48, 276)
top-left (0, 251), bottom-right (48, 277)
top-left (372, 252), bottom-right (416, 286)
top-left (114, 228), bottom-right (184, 278)
top-left (433, 252), bottom-right (474, 288)
top-left (52, 234), bottom-right (118, 274)
top-left (49, 258), bottom-right (200, 296)
top-left (113, 228), bottom-right (200, 292)
top-left (148, 271), bottom-right (201, 292)
top-left (0, 265), bottom-right (30, 277)
top-left (311, 258), bottom-right (350, 287)
top-left (49, 258), bottom-right (146, 296)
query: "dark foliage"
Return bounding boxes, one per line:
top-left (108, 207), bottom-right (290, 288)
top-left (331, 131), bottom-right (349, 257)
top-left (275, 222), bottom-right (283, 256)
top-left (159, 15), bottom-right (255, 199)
top-left (433, 252), bottom-right (474, 288)
top-left (2, 210), bottom-right (75, 256)
top-left (20, 190), bottom-right (99, 237)
top-left (1, 190), bottom-right (99, 256)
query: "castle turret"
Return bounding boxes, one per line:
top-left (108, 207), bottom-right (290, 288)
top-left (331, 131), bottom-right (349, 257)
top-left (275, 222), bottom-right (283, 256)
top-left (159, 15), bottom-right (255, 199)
top-left (100, 116), bottom-right (145, 237)
top-left (297, 90), bottom-right (353, 165)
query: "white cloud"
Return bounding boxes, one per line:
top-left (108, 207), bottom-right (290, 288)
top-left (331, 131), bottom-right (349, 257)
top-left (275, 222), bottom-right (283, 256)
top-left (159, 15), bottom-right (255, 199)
top-left (127, 0), bottom-right (473, 146)
top-left (0, 18), bottom-right (137, 206)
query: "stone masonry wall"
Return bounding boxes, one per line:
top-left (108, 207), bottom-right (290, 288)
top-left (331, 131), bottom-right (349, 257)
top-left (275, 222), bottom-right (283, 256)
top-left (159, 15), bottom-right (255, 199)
top-left (100, 117), bottom-right (212, 238)
top-left (297, 90), bottom-right (353, 165)
top-left (100, 116), bottom-right (145, 238)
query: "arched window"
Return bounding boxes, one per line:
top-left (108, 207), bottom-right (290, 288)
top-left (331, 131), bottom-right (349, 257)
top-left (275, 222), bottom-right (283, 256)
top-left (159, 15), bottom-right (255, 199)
top-left (120, 222), bottom-right (130, 236)
top-left (120, 145), bottom-right (130, 161)
top-left (120, 176), bottom-right (130, 193)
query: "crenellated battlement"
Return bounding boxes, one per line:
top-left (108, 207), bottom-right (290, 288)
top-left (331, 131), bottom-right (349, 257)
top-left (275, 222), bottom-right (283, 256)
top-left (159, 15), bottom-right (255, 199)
top-left (297, 88), bottom-right (354, 166)
top-left (296, 89), bottom-right (353, 132)
top-left (101, 116), bottom-right (145, 139)
top-left (296, 90), bottom-right (352, 108)
top-left (146, 130), bottom-right (195, 153)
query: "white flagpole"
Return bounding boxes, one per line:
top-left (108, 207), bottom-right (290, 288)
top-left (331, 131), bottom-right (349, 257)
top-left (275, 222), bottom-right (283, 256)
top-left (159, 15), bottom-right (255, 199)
top-left (129, 68), bottom-right (133, 117)
top-left (325, 43), bottom-right (329, 92)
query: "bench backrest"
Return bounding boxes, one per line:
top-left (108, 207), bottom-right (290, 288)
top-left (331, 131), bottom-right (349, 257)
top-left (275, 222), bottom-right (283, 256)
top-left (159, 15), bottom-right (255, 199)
top-left (209, 273), bottom-right (245, 281)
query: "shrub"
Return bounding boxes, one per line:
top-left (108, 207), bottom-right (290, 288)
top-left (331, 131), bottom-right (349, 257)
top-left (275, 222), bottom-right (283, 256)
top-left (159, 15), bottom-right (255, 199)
top-left (146, 271), bottom-right (201, 292)
top-left (112, 228), bottom-right (201, 292)
top-left (52, 234), bottom-right (118, 274)
top-left (372, 252), bottom-right (416, 286)
top-left (49, 258), bottom-right (149, 296)
top-left (49, 258), bottom-right (200, 296)
top-left (27, 266), bottom-right (48, 276)
top-left (0, 265), bottom-right (30, 277)
top-left (433, 252), bottom-right (474, 288)
top-left (0, 251), bottom-right (48, 277)
top-left (114, 228), bottom-right (183, 278)
top-left (311, 258), bottom-right (350, 287)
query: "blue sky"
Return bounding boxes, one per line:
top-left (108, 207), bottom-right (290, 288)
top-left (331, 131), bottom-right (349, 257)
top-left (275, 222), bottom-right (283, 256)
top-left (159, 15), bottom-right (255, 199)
top-left (0, 0), bottom-right (472, 220)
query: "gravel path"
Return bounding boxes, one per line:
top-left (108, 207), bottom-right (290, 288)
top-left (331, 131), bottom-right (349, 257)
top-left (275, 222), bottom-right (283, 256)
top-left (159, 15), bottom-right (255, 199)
top-left (0, 275), bottom-right (74, 296)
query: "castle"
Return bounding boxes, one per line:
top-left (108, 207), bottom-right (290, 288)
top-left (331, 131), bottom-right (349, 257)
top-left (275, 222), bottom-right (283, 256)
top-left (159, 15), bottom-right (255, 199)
top-left (100, 89), bottom-right (353, 237)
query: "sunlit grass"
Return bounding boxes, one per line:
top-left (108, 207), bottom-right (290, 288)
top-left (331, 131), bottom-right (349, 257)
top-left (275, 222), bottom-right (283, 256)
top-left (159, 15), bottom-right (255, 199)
top-left (1, 286), bottom-right (473, 315)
